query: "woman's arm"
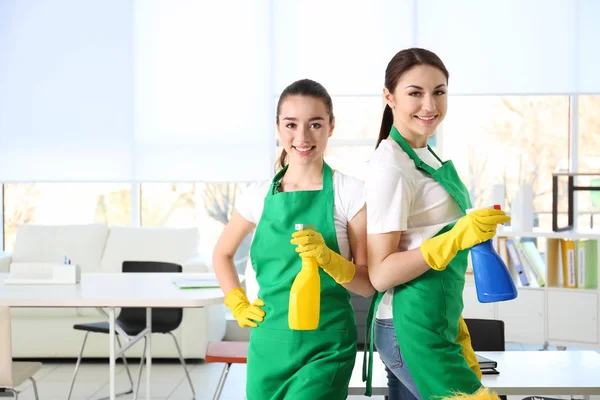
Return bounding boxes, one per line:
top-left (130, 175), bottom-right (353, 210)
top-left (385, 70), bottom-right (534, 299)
top-left (213, 210), bottom-right (256, 294)
top-left (342, 205), bottom-right (376, 298)
top-left (367, 231), bottom-right (430, 292)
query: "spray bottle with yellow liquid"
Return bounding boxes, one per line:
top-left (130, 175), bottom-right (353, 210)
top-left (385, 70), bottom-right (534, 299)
top-left (288, 224), bottom-right (320, 330)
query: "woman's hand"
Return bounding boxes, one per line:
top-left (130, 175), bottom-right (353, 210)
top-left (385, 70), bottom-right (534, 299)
top-left (291, 229), bottom-right (356, 284)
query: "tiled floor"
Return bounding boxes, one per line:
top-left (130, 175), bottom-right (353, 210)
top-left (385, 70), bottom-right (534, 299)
top-left (6, 344), bottom-right (600, 400)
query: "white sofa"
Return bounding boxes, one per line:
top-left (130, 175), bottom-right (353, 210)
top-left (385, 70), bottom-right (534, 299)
top-left (0, 224), bottom-right (226, 359)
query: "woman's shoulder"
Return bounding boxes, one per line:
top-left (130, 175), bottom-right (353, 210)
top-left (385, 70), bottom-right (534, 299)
top-left (332, 170), bottom-right (365, 192)
top-left (239, 180), bottom-right (272, 202)
top-left (369, 139), bottom-right (413, 167)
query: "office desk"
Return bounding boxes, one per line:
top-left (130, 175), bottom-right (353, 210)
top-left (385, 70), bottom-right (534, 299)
top-left (0, 272), bottom-right (224, 400)
top-left (351, 350), bottom-right (600, 397)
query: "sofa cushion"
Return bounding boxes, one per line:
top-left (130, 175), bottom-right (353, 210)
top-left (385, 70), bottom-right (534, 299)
top-left (100, 227), bottom-right (200, 272)
top-left (12, 224), bottom-right (109, 273)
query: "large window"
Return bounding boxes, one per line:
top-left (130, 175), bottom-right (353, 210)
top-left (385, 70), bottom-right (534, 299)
top-left (578, 95), bottom-right (600, 229)
top-left (325, 96), bottom-right (384, 180)
top-left (441, 96), bottom-right (570, 229)
top-left (140, 183), bottom-right (251, 272)
top-left (3, 183), bottom-right (131, 251)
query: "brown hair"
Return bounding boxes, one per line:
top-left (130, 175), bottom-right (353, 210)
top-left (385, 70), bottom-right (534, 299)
top-left (275, 79), bottom-right (334, 170)
top-left (376, 48), bottom-right (449, 148)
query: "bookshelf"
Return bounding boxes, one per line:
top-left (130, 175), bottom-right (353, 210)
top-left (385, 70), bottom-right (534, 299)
top-left (496, 227), bottom-right (600, 241)
top-left (463, 227), bottom-right (600, 349)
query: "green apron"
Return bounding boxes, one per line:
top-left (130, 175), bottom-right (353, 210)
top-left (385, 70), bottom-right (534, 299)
top-left (363, 127), bottom-right (482, 399)
top-left (247, 162), bottom-right (358, 400)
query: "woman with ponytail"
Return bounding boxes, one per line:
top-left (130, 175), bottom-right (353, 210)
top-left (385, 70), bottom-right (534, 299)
top-left (213, 79), bottom-right (374, 399)
top-left (362, 48), bottom-right (509, 400)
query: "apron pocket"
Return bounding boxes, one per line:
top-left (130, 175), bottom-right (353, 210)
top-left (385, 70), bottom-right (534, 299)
top-left (294, 328), bottom-right (354, 386)
top-left (249, 327), bottom-right (354, 389)
top-left (248, 327), bottom-right (296, 391)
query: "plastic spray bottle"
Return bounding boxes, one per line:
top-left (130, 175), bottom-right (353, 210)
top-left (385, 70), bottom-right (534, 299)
top-left (467, 205), bottom-right (518, 303)
top-left (288, 224), bottom-right (320, 330)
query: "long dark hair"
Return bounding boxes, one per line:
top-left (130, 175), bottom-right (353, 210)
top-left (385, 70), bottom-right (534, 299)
top-left (276, 79), bottom-right (334, 170)
top-left (376, 48), bottom-right (449, 148)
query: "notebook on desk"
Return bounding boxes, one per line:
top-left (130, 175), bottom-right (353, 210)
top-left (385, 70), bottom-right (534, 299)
top-left (476, 353), bottom-right (497, 369)
top-left (173, 277), bottom-right (220, 289)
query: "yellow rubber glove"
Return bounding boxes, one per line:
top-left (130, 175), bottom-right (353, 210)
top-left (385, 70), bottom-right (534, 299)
top-left (223, 287), bottom-right (265, 328)
top-left (456, 316), bottom-right (482, 380)
top-left (290, 229), bottom-right (356, 284)
top-left (420, 208), bottom-right (511, 271)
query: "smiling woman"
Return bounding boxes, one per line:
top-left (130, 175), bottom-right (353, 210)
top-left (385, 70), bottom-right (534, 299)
top-left (212, 78), bottom-right (375, 400)
top-left (363, 48), bottom-right (509, 400)
top-left (275, 80), bottom-right (335, 175)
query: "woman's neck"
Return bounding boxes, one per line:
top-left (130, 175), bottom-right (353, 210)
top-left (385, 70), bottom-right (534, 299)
top-left (390, 122), bottom-right (428, 148)
top-left (281, 159), bottom-right (324, 191)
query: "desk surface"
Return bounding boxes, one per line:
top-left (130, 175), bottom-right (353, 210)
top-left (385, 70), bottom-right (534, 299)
top-left (0, 272), bottom-right (224, 308)
top-left (350, 350), bottom-right (600, 396)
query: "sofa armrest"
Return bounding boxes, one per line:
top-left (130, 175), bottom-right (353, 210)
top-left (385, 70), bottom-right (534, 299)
top-left (183, 252), bottom-right (212, 273)
top-left (0, 252), bottom-right (12, 273)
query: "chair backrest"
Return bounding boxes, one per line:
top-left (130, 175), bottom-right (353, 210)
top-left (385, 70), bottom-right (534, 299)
top-left (118, 261), bottom-right (183, 333)
top-left (0, 306), bottom-right (14, 386)
top-left (463, 318), bottom-right (505, 351)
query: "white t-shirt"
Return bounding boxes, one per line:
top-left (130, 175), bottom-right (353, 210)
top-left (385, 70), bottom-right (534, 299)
top-left (236, 171), bottom-right (366, 302)
top-left (365, 139), bottom-right (464, 319)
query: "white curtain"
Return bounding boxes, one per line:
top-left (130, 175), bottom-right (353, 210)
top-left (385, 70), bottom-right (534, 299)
top-left (1, 0), bottom-right (599, 182)
top-left (133, 0), bottom-right (273, 182)
top-left (578, 0), bottom-right (600, 92)
top-left (273, 0), bottom-right (414, 96)
top-left (0, 0), bottom-right (134, 181)
top-left (417, 0), bottom-right (577, 95)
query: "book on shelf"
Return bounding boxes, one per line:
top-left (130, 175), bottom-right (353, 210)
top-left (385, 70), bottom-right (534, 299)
top-left (506, 239), bottom-right (530, 286)
top-left (496, 230), bottom-right (598, 290)
top-left (547, 238), bottom-right (598, 289)
top-left (521, 241), bottom-right (546, 287)
top-left (547, 238), bottom-right (561, 287)
top-left (576, 239), bottom-right (598, 289)
top-left (560, 239), bottom-right (577, 288)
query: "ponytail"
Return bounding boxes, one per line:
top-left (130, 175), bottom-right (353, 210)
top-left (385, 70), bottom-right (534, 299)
top-left (277, 149), bottom-right (288, 171)
top-left (376, 105), bottom-right (394, 148)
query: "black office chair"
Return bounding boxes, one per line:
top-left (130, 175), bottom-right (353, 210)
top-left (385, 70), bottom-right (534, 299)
top-left (68, 261), bottom-right (195, 400)
top-left (464, 318), bottom-right (506, 400)
top-left (463, 318), bottom-right (505, 352)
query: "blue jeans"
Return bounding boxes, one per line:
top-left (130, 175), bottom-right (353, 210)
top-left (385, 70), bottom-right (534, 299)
top-left (374, 318), bottom-right (421, 400)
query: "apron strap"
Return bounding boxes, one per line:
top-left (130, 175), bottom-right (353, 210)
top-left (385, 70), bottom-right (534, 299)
top-left (270, 165), bottom-right (289, 195)
top-left (271, 161), bottom-right (333, 195)
top-left (389, 126), bottom-right (438, 176)
top-left (322, 161), bottom-right (333, 192)
top-left (362, 291), bottom-right (384, 396)
top-left (427, 144), bottom-right (444, 165)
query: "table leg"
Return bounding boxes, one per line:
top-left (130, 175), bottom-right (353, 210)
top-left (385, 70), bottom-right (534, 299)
top-left (146, 308), bottom-right (152, 400)
top-left (109, 307), bottom-right (116, 400)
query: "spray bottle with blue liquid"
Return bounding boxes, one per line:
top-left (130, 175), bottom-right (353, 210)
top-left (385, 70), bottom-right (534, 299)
top-left (467, 204), bottom-right (518, 303)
